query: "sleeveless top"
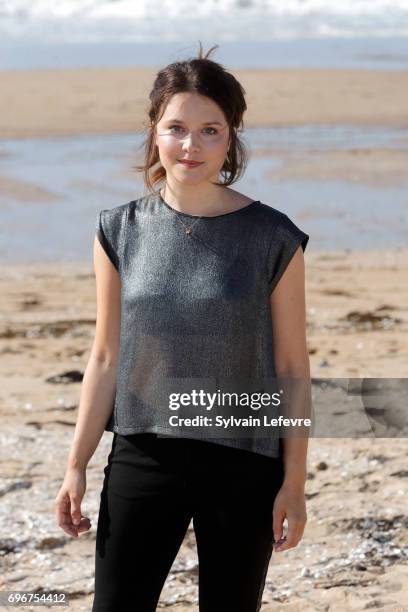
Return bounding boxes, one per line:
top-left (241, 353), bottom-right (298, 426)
top-left (95, 191), bottom-right (309, 458)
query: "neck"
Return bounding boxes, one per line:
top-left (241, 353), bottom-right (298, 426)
top-left (160, 183), bottom-right (231, 216)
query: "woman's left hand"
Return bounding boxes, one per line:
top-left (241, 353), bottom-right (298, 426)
top-left (272, 482), bottom-right (307, 553)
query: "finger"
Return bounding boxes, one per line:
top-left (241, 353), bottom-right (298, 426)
top-left (56, 507), bottom-right (72, 529)
top-left (70, 496), bottom-right (82, 526)
top-left (58, 509), bottom-right (90, 537)
top-left (56, 501), bottom-right (75, 522)
top-left (55, 498), bottom-right (80, 538)
top-left (58, 520), bottom-right (79, 538)
top-left (283, 523), bottom-right (299, 548)
top-left (274, 538), bottom-right (297, 552)
top-left (274, 525), bottom-right (302, 552)
top-left (54, 496), bottom-right (68, 519)
top-left (57, 507), bottom-right (72, 520)
top-left (273, 524), bottom-right (283, 544)
top-left (66, 526), bottom-right (79, 538)
top-left (272, 511), bottom-right (285, 543)
top-left (273, 535), bottom-right (287, 551)
top-left (55, 496), bottom-right (70, 513)
top-left (77, 517), bottom-right (92, 533)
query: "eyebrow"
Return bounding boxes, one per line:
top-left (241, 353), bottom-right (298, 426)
top-left (164, 119), bottom-right (225, 126)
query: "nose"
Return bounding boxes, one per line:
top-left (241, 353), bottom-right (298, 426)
top-left (181, 131), bottom-right (201, 152)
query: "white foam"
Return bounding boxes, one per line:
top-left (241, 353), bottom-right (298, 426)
top-left (2, 0), bottom-right (408, 42)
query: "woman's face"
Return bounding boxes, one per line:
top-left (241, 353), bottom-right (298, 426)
top-left (154, 92), bottom-right (231, 187)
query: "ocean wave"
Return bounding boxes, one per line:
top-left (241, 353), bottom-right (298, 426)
top-left (1, 0), bottom-right (408, 42)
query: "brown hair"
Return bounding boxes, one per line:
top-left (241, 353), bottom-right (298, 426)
top-left (134, 41), bottom-right (248, 193)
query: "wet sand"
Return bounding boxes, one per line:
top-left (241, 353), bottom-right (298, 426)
top-left (1, 67), bottom-right (408, 140)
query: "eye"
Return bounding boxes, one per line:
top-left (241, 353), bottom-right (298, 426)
top-left (164, 125), bottom-right (219, 136)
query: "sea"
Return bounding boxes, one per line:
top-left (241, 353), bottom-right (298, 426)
top-left (1, 0), bottom-right (408, 262)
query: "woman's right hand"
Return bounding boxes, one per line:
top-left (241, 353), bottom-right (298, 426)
top-left (54, 468), bottom-right (92, 538)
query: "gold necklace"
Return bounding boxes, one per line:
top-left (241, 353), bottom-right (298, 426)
top-left (160, 190), bottom-right (202, 236)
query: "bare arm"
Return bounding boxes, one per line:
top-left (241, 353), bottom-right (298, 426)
top-left (270, 245), bottom-right (311, 552)
top-left (270, 244), bottom-right (311, 486)
top-left (54, 235), bottom-right (121, 537)
top-left (67, 236), bottom-right (121, 469)
top-left (66, 356), bottom-right (118, 470)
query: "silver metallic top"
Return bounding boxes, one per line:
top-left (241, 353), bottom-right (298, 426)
top-left (95, 191), bottom-right (309, 458)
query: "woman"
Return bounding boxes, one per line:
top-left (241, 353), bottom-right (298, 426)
top-left (54, 42), bottom-right (310, 612)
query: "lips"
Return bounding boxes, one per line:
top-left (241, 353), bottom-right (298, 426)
top-left (178, 160), bottom-right (203, 167)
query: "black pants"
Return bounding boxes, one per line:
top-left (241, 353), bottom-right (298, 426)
top-left (92, 433), bottom-right (284, 612)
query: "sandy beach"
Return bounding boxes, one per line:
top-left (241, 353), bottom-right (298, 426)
top-left (1, 251), bottom-right (407, 610)
top-left (1, 64), bottom-right (407, 610)
top-left (1, 68), bottom-right (408, 140)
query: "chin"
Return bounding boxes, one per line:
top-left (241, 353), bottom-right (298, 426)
top-left (173, 171), bottom-right (210, 185)
top-left (175, 166), bottom-right (219, 182)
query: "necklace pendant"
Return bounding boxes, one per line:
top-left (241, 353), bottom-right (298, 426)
top-left (185, 227), bottom-right (192, 235)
